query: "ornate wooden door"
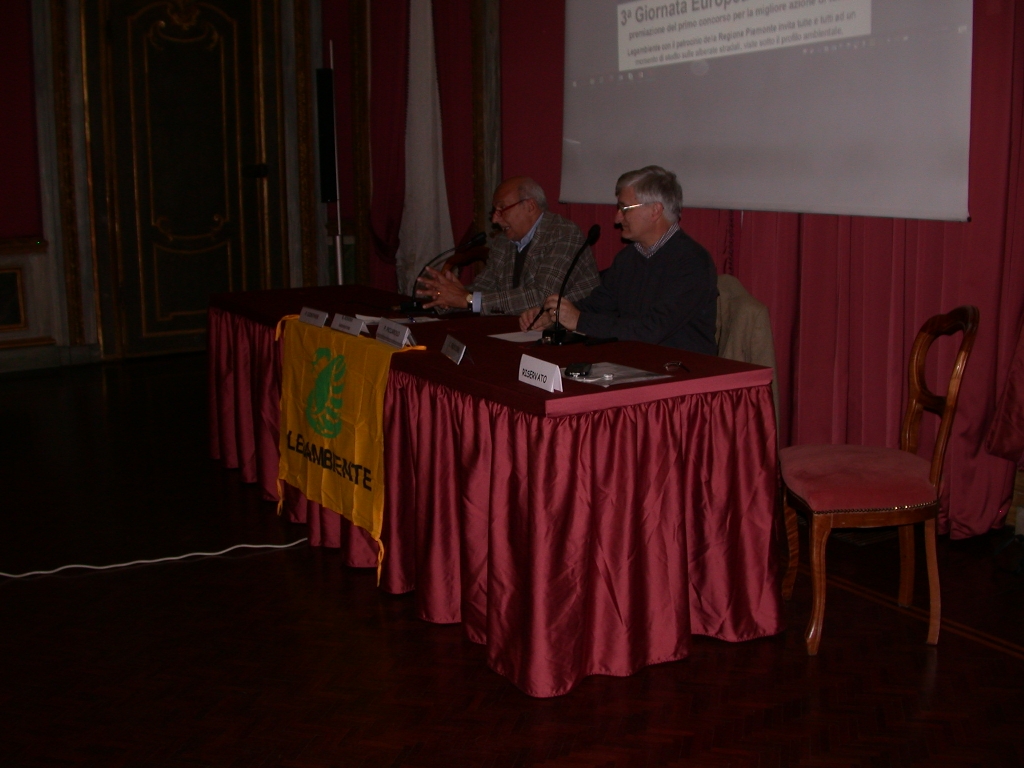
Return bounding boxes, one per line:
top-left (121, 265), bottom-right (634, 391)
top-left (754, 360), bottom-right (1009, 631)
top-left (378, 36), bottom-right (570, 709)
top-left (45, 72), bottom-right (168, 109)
top-left (85, 0), bottom-right (290, 356)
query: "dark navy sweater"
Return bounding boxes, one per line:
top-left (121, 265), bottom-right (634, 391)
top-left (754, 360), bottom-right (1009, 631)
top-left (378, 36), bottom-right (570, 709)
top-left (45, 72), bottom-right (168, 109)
top-left (576, 229), bottom-right (718, 355)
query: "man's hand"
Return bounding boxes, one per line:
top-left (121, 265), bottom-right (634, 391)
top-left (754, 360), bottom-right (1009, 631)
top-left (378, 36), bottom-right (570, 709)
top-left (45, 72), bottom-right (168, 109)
top-left (416, 267), bottom-right (470, 309)
top-left (519, 305), bottom-right (552, 331)
top-left (541, 295), bottom-right (581, 331)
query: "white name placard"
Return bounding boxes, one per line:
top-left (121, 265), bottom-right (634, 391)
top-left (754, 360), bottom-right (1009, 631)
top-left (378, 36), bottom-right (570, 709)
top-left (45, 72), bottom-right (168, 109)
top-left (518, 354), bottom-right (562, 393)
top-left (440, 335), bottom-right (467, 365)
top-left (298, 306), bottom-right (329, 327)
top-left (330, 313), bottom-right (368, 336)
top-left (376, 317), bottom-right (414, 349)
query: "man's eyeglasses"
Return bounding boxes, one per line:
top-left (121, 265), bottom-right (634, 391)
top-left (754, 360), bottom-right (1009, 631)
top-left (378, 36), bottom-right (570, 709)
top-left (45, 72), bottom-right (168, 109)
top-left (490, 199), bottom-right (528, 218)
top-left (616, 202), bottom-right (648, 214)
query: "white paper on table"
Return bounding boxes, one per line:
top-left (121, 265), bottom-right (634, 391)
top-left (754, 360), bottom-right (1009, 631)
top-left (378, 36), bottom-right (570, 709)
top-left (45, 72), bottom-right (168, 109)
top-left (489, 330), bottom-right (542, 343)
top-left (356, 314), bottom-right (440, 326)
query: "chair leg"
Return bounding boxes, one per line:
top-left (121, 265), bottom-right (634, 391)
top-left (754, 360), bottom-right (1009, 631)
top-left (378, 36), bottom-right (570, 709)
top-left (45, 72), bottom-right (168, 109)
top-left (782, 493), bottom-right (799, 601)
top-left (805, 513), bottom-right (832, 656)
top-left (923, 518), bottom-right (941, 645)
top-left (898, 524), bottom-right (915, 607)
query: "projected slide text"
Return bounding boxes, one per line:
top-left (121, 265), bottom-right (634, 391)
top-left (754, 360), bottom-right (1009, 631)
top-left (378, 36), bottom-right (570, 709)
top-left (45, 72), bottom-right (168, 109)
top-left (618, 0), bottom-right (871, 71)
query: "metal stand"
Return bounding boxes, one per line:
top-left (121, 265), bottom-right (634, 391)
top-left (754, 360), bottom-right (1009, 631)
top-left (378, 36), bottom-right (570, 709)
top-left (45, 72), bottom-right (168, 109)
top-left (542, 324), bottom-right (585, 345)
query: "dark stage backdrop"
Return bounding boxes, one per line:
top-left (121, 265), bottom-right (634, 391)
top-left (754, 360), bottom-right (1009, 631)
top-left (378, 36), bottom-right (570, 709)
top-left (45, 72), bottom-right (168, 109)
top-left (500, 0), bottom-right (1024, 539)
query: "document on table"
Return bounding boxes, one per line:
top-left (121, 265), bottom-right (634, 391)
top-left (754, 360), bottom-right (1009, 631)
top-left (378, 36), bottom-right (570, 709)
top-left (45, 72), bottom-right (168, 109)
top-left (562, 362), bottom-right (670, 388)
top-left (355, 315), bottom-right (440, 325)
top-left (489, 330), bottom-right (542, 343)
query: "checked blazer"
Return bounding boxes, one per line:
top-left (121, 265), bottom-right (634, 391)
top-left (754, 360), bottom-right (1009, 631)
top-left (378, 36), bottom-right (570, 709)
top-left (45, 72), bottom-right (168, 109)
top-left (472, 211), bottom-right (600, 315)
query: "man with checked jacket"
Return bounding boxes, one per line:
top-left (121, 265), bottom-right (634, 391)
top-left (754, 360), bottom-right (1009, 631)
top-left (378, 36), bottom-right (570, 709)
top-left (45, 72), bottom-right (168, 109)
top-left (416, 177), bottom-right (600, 315)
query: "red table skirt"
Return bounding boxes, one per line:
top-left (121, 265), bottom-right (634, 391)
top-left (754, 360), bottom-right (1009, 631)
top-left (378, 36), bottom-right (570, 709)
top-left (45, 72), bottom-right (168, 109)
top-left (208, 307), bottom-right (380, 565)
top-left (209, 306), bottom-right (783, 696)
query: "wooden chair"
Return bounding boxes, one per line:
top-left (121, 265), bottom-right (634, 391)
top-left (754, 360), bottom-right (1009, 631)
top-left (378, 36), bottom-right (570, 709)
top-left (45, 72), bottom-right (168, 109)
top-left (780, 306), bottom-right (980, 655)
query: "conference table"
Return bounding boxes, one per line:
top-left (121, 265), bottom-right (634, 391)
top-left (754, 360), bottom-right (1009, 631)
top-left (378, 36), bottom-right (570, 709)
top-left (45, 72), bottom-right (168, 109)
top-left (209, 286), bottom-right (784, 697)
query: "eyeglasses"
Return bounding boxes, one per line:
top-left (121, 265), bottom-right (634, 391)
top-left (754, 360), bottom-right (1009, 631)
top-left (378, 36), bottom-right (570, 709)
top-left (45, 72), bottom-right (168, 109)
top-left (490, 199), bottom-right (528, 218)
top-left (616, 202), bottom-right (648, 214)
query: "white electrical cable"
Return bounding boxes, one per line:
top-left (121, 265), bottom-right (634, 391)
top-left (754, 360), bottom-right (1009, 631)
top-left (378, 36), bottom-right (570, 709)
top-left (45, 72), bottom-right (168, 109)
top-left (0, 538), bottom-right (309, 579)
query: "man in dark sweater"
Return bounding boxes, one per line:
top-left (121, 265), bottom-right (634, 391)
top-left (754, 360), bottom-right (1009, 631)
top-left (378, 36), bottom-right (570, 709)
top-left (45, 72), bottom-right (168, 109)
top-left (520, 166), bottom-right (718, 355)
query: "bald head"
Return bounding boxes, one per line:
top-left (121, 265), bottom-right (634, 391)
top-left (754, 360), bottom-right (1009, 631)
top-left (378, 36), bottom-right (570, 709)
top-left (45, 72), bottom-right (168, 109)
top-left (494, 177), bottom-right (548, 210)
top-left (491, 177), bottom-right (546, 241)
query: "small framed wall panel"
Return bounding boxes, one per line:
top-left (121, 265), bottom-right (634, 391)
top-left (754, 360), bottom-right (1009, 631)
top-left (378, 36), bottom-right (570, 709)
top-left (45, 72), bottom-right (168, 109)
top-left (0, 268), bottom-right (28, 331)
top-left (0, 246), bottom-right (57, 352)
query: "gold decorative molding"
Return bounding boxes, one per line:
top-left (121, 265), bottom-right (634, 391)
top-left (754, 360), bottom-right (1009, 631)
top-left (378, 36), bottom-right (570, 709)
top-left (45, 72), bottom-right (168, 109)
top-left (151, 240), bottom-right (230, 322)
top-left (154, 214), bottom-right (227, 242)
top-left (271, 0), bottom-right (289, 288)
top-left (0, 336), bottom-right (57, 350)
top-left (0, 238), bottom-right (48, 255)
top-left (80, 0), bottom-right (106, 355)
top-left (149, 17), bottom-right (221, 49)
top-left (0, 267), bottom-right (28, 331)
top-left (130, 3), bottom-right (239, 339)
top-left (167, 0), bottom-right (201, 30)
top-left (253, 0), bottom-right (270, 289)
top-left (81, 0), bottom-right (287, 356)
top-left (51, 0), bottom-right (86, 346)
top-left (98, 0), bottom-right (128, 357)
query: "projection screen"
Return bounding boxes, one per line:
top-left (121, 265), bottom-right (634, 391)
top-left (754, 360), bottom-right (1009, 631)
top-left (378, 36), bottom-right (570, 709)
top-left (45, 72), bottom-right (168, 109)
top-left (561, 0), bottom-right (973, 220)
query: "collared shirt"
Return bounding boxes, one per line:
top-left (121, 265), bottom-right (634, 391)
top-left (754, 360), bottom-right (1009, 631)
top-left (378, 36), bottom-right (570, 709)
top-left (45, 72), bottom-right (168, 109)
top-left (512, 213), bottom-right (544, 253)
top-left (633, 222), bottom-right (679, 259)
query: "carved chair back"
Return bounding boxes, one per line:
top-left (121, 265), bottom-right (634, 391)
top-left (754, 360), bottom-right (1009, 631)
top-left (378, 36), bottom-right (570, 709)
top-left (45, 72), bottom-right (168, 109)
top-left (900, 305), bottom-right (980, 489)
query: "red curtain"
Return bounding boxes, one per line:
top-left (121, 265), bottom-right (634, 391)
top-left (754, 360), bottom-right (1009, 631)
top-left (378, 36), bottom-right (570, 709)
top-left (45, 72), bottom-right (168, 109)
top-left (432, 0), bottom-right (476, 243)
top-left (501, 0), bottom-right (1024, 538)
top-left (366, 0), bottom-right (409, 291)
top-left (0, 0), bottom-right (43, 239)
top-left (985, 0), bottom-right (1024, 469)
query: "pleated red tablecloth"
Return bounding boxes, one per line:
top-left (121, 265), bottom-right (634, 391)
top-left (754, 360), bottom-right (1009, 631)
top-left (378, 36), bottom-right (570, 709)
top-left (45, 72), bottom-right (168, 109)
top-left (209, 286), bottom-right (783, 696)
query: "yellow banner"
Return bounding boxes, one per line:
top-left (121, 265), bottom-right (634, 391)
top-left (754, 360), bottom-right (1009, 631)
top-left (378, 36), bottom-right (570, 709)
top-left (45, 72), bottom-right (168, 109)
top-left (277, 318), bottom-right (413, 543)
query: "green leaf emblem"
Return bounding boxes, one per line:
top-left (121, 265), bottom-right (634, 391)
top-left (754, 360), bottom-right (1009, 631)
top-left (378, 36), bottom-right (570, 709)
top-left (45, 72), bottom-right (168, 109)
top-left (305, 348), bottom-right (346, 438)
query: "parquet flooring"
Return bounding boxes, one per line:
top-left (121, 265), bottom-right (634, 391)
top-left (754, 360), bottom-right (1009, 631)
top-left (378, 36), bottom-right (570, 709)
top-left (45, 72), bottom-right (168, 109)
top-left (1, 355), bottom-right (1022, 767)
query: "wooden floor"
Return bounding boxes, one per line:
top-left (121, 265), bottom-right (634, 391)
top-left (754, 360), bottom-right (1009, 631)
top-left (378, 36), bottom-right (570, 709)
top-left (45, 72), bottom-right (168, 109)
top-left (1, 354), bottom-right (1023, 767)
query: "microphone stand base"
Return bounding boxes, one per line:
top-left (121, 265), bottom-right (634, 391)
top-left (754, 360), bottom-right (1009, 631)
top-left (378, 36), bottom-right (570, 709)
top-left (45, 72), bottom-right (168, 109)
top-left (395, 300), bottom-right (436, 314)
top-left (542, 326), bottom-right (585, 346)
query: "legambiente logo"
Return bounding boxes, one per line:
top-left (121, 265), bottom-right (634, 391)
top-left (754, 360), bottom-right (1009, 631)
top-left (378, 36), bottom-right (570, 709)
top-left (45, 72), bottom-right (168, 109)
top-left (305, 348), bottom-right (346, 438)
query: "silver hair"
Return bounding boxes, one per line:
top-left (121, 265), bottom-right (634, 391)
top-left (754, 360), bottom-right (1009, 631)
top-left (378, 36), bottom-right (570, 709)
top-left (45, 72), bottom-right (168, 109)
top-left (516, 178), bottom-right (548, 210)
top-left (615, 165), bottom-right (682, 221)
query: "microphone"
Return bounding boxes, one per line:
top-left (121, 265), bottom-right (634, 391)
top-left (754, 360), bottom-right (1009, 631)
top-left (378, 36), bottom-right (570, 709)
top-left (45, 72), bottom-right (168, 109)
top-left (540, 224), bottom-right (600, 345)
top-left (399, 232), bottom-right (487, 312)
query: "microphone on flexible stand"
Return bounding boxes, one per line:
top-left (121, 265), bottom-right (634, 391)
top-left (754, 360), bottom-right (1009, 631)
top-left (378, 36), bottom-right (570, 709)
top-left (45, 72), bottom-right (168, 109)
top-left (541, 224), bottom-right (600, 346)
top-left (397, 231), bottom-right (487, 312)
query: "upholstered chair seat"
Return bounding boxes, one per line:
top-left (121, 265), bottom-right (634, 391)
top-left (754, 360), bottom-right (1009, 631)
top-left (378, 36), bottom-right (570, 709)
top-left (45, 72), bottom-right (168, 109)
top-left (781, 445), bottom-right (936, 513)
